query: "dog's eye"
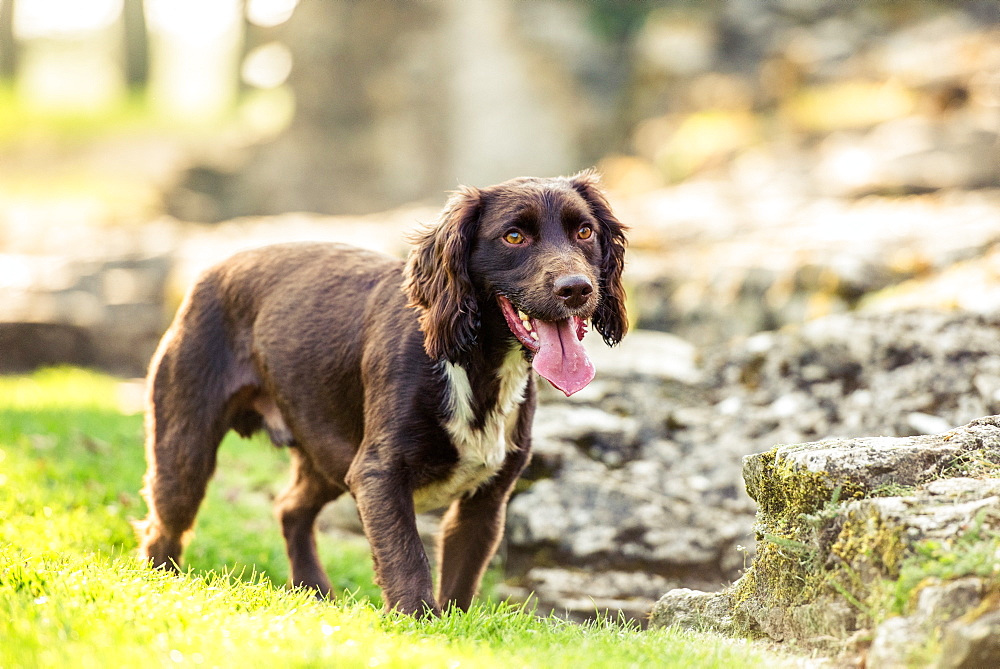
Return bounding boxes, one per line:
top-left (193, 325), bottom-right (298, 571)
top-left (577, 225), bottom-right (594, 240)
top-left (504, 230), bottom-right (526, 245)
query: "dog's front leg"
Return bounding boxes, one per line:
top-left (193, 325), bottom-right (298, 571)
top-left (435, 486), bottom-right (510, 612)
top-left (346, 455), bottom-right (438, 617)
top-left (437, 390), bottom-right (534, 611)
top-left (436, 425), bottom-right (531, 611)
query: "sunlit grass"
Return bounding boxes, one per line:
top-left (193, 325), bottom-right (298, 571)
top-left (0, 83), bottom-right (290, 146)
top-left (0, 367), bottom-right (379, 598)
top-left (0, 85), bottom-right (152, 144)
top-left (0, 367), bottom-right (792, 668)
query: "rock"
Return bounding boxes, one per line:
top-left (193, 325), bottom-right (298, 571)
top-left (507, 311), bottom-right (1000, 625)
top-left (734, 418), bottom-right (1000, 641)
top-left (866, 617), bottom-right (927, 668)
top-left (914, 578), bottom-right (984, 630)
top-left (648, 589), bottom-right (739, 635)
top-left (622, 184), bottom-right (1000, 345)
top-left (0, 255), bottom-right (171, 376)
top-left (653, 414), bottom-right (1000, 664)
top-left (498, 567), bottom-right (680, 626)
top-left (741, 424), bottom-right (995, 515)
top-left (507, 466), bottom-right (752, 574)
top-left (582, 329), bottom-right (701, 385)
top-left (938, 609), bottom-right (1000, 669)
top-left (0, 322), bottom-right (95, 372)
top-left (702, 310), bottom-right (1000, 441)
top-left (860, 246), bottom-right (1000, 317)
top-left (869, 578), bottom-right (989, 667)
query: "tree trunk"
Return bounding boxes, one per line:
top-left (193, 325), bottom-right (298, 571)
top-left (167, 0), bottom-right (447, 220)
top-left (0, 0), bottom-right (17, 81)
top-left (121, 0), bottom-right (149, 90)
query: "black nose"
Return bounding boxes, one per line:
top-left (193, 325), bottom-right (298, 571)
top-left (553, 274), bottom-right (594, 308)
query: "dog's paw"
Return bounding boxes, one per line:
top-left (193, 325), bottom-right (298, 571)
top-left (387, 598), bottom-right (441, 618)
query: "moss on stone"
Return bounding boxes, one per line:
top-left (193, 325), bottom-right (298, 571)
top-left (746, 446), bottom-right (863, 527)
top-left (831, 506), bottom-right (907, 581)
top-left (735, 445), bottom-right (900, 638)
top-left (941, 448), bottom-right (1000, 479)
top-left (730, 424), bottom-right (1000, 646)
top-left (887, 516), bottom-right (1000, 617)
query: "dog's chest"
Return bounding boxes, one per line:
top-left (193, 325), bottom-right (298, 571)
top-left (412, 350), bottom-right (529, 513)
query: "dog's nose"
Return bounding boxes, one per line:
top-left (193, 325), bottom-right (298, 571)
top-left (553, 274), bottom-right (594, 308)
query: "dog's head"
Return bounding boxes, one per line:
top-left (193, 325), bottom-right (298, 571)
top-left (404, 171), bottom-right (627, 396)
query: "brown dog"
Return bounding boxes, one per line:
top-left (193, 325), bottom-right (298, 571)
top-left (136, 172), bottom-right (627, 615)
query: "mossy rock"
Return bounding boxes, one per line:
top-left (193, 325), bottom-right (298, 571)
top-left (653, 415), bottom-right (1000, 661)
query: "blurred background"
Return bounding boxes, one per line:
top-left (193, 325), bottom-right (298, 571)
top-left (2, 0), bottom-right (1000, 373)
top-left (4, 0), bottom-right (1000, 625)
top-left (2, 0), bottom-right (1000, 374)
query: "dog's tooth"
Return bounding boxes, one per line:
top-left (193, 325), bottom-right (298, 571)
top-left (530, 331), bottom-right (539, 341)
top-left (518, 310), bottom-right (529, 322)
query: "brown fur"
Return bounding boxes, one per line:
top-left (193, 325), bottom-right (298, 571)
top-left (136, 172), bottom-right (627, 616)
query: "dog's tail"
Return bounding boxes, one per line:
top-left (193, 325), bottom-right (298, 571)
top-left (138, 271), bottom-right (236, 566)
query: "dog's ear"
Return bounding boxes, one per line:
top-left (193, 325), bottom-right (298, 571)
top-left (403, 186), bottom-right (482, 362)
top-left (570, 170), bottom-right (628, 347)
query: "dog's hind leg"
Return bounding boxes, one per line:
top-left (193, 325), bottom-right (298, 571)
top-left (137, 352), bottom-right (231, 570)
top-left (275, 449), bottom-right (344, 595)
top-left (136, 288), bottom-right (234, 571)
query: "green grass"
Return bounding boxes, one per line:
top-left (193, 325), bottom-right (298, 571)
top-left (887, 511), bottom-right (1000, 617)
top-left (1, 367), bottom-right (791, 668)
top-left (0, 84), bottom-right (227, 146)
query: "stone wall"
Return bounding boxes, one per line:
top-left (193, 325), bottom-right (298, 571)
top-left (0, 209), bottom-right (427, 376)
top-left (502, 310), bottom-right (1000, 625)
top-left (0, 255), bottom-right (170, 375)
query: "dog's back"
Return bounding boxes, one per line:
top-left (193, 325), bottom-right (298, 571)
top-left (151, 241), bottom-right (418, 449)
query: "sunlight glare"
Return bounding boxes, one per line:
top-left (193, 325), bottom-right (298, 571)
top-left (246, 0), bottom-right (300, 28)
top-left (145, 0), bottom-right (241, 41)
top-left (144, 0), bottom-right (243, 119)
top-left (14, 0), bottom-right (123, 39)
top-left (241, 42), bottom-right (293, 89)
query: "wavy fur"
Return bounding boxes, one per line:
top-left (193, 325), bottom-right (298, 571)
top-left (569, 170), bottom-right (628, 346)
top-left (403, 187), bottom-right (483, 362)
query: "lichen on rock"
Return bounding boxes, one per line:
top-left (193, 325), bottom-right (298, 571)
top-left (652, 415), bottom-right (1000, 664)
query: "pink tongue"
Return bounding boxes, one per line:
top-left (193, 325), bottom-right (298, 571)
top-left (531, 318), bottom-right (595, 396)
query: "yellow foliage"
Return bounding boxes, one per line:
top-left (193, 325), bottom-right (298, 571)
top-left (783, 80), bottom-right (916, 133)
top-left (659, 110), bottom-right (758, 179)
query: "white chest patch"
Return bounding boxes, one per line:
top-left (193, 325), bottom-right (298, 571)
top-left (412, 347), bottom-right (530, 513)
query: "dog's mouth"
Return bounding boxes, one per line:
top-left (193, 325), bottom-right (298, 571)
top-left (497, 295), bottom-right (595, 397)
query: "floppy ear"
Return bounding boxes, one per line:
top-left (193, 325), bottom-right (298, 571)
top-left (570, 170), bottom-right (628, 346)
top-left (403, 186), bottom-right (482, 362)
